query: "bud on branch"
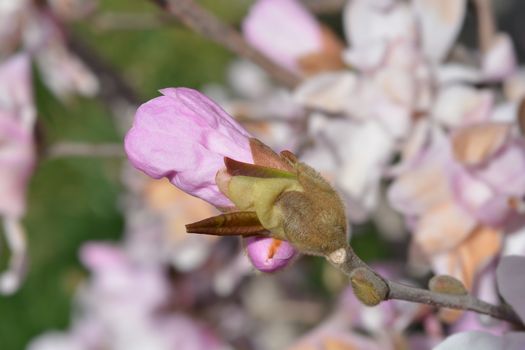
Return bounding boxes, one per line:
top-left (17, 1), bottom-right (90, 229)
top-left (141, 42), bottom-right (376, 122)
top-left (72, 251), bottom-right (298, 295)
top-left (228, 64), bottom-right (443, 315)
top-left (125, 87), bottom-right (523, 326)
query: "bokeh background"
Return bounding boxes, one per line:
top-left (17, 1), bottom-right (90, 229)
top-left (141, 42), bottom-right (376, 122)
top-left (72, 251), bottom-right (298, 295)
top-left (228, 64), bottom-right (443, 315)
top-left (2, 0), bottom-right (525, 349)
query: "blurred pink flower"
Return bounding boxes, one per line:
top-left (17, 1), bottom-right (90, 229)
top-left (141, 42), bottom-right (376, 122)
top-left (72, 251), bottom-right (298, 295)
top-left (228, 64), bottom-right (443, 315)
top-left (29, 242), bottom-right (229, 350)
top-left (243, 0), bottom-right (343, 75)
top-left (243, 0), bottom-right (321, 73)
top-left (25, 8), bottom-right (99, 100)
top-left (0, 54), bottom-right (36, 218)
top-left (0, 1), bottom-right (25, 57)
top-left (482, 33), bottom-right (518, 82)
top-left (0, 116), bottom-right (35, 218)
top-left (125, 87), bottom-right (297, 272)
top-left (0, 2), bottom-right (99, 101)
top-left (390, 120), bottom-right (525, 312)
top-left (450, 123), bottom-right (525, 227)
top-left (0, 54), bottom-right (35, 294)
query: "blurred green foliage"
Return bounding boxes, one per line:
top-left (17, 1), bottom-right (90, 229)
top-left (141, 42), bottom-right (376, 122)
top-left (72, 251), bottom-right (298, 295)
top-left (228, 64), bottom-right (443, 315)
top-left (0, 1), bottom-right (250, 349)
top-left (0, 1), bottom-right (388, 349)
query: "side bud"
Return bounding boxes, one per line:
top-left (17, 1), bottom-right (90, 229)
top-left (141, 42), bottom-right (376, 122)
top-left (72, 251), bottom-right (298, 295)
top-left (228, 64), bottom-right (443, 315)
top-left (349, 267), bottom-right (388, 306)
top-left (428, 275), bottom-right (468, 295)
top-left (245, 237), bottom-right (297, 273)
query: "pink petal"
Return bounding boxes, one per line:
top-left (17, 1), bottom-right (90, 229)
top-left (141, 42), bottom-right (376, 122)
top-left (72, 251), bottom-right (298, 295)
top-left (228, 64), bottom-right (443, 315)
top-left (388, 137), bottom-right (452, 215)
top-left (496, 255), bottom-right (525, 323)
top-left (502, 228), bottom-right (525, 256)
top-left (0, 115), bottom-right (35, 218)
top-left (242, 0), bottom-right (323, 74)
top-left (342, 41), bottom-right (387, 72)
top-left (482, 33), bottom-right (518, 82)
top-left (344, 0), bottom-right (416, 50)
top-left (451, 123), bottom-right (511, 166)
top-left (80, 242), bottom-right (127, 271)
top-left (433, 85), bottom-right (494, 128)
top-left (415, 201), bottom-right (476, 254)
top-left (337, 120), bottom-right (396, 214)
top-left (472, 139), bottom-right (525, 197)
top-left (0, 53), bottom-right (35, 129)
top-left (293, 72), bottom-right (358, 113)
top-left (503, 69), bottom-right (525, 102)
top-left (413, 0), bottom-right (467, 63)
top-left (26, 11), bottom-right (99, 100)
top-left (431, 227), bottom-right (501, 289)
top-left (125, 88), bottom-right (253, 208)
top-left (437, 64), bottom-right (482, 85)
top-left (0, 55), bottom-right (35, 218)
top-left (450, 166), bottom-right (511, 227)
top-left (245, 237), bottom-right (297, 272)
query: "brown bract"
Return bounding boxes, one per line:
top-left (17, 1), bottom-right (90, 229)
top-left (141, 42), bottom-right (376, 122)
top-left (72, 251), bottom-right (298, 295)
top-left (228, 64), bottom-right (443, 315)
top-left (188, 138), bottom-right (350, 258)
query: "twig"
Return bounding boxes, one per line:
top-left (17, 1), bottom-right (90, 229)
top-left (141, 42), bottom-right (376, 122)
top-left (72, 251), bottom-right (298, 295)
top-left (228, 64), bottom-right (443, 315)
top-left (387, 280), bottom-right (520, 323)
top-left (64, 31), bottom-right (141, 116)
top-left (91, 12), bottom-right (181, 31)
top-left (472, 0), bottom-right (497, 53)
top-left (301, 0), bottom-right (345, 14)
top-left (46, 142), bottom-right (125, 159)
top-left (150, 0), bottom-right (301, 89)
top-left (328, 246), bottom-right (522, 326)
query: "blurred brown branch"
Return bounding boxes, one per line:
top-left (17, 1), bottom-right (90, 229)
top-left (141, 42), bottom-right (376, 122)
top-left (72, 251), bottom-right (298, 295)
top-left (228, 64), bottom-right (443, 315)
top-left (301, 0), bottom-right (345, 14)
top-left (150, 0), bottom-right (301, 89)
top-left (472, 0), bottom-right (497, 53)
top-left (329, 246), bottom-right (523, 326)
top-left (91, 12), bottom-right (181, 31)
top-left (46, 142), bottom-right (125, 159)
top-left (64, 32), bottom-right (141, 116)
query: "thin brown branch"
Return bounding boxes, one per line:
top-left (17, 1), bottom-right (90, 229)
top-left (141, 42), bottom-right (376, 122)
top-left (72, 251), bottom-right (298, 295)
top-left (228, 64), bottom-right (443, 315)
top-left (387, 280), bottom-right (521, 324)
top-left (329, 246), bottom-right (522, 326)
top-left (91, 12), bottom-right (181, 31)
top-left (46, 142), bottom-right (125, 159)
top-left (150, 0), bottom-right (301, 89)
top-left (472, 0), bottom-right (497, 53)
top-left (64, 31), bottom-right (141, 113)
top-left (301, 0), bottom-right (345, 14)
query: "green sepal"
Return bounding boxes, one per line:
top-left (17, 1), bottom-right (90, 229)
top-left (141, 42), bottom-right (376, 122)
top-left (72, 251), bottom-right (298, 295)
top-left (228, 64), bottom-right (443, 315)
top-left (227, 175), bottom-right (303, 239)
top-left (224, 157), bottom-right (296, 179)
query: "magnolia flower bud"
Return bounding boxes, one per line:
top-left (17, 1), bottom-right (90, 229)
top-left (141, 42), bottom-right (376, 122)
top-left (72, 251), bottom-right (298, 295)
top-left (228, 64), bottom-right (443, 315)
top-left (245, 237), bottom-right (297, 272)
top-left (125, 88), bottom-right (298, 273)
top-left (223, 147), bottom-right (349, 257)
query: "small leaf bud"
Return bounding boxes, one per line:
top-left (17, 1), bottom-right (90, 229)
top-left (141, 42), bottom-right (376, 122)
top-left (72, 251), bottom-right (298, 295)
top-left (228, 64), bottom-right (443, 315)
top-left (350, 267), bottom-right (388, 306)
top-left (428, 275), bottom-right (468, 295)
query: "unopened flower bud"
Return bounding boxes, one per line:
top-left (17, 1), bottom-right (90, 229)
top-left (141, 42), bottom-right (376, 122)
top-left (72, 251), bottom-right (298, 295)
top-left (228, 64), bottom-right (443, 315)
top-left (245, 237), bottom-right (297, 272)
top-left (428, 275), bottom-right (468, 295)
